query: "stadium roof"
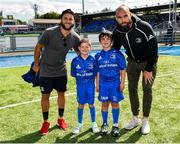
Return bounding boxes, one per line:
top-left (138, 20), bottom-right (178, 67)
top-left (81, 3), bottom-right (180, 18)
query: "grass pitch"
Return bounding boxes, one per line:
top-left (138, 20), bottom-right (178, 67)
top-left (0, 56), bottom-right (180, 143)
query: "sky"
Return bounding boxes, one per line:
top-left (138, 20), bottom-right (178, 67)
top-left (0, 0), bottom-right (179, 22)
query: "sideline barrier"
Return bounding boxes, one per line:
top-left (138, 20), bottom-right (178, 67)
top-left (0, 36), bottom-right (6, 52)
top-left (0, 33), bottom-right (180, 52)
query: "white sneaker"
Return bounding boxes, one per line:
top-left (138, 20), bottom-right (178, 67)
top-left (91, 122), bottom-right (100, 133)
top-left (141, 118), bottom-right (150, 135)
top-left (125, 116), bottom-right (141, 130)
top-left (73, 123), bottom-right (82, 134)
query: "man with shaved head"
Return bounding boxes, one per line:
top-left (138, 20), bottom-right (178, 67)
top-left (113, 5), bottom-right (158, 135)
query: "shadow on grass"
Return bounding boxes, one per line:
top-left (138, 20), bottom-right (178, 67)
top-left (1, 127), bottom-right (142, 143)
top-left (55, 128), bottom-right (92, 143)
top-left (1, 125), bottom-right (57, 143)
top-left (55, 128), bottom-right (138, 143)
top-left (122, 128), bottom-right (142, 143)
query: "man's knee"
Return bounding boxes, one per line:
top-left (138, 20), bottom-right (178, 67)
top-left (57, 91), bottom-right (65, 97)
top-left (42, 94), bottom-right (50, 101)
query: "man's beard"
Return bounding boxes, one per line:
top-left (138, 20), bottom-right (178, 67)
top-left (119, 21), bottom-right (132, 32)
top-left (61, 23), bottom-right (74, 31)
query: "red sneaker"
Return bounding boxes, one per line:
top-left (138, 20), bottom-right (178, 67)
top-left (40, 121), bottom-right (50, 135)
top-left (57, 118), bottom-right (68, 129)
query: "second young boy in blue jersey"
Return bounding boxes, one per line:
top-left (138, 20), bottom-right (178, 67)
top-left (95, 30), bottom-right (126, 137)
top-left (71, 38), bottom-right (100, 134)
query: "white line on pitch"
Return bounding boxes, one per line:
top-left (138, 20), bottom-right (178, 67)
top-left (1, 71), bottom-right (180, 110)
top-left (0, 92), bottom-right (76, 110)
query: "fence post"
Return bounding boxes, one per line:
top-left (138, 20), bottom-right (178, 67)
top-left (10, 35), bottom-right (16, 51)
top-left (0, 36), bottom-right (6, 52)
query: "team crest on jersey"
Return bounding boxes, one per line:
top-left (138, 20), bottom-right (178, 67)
top-left (110, 53), bottom-right (116, 59)
top-left (76, 64), bottom-right (81, 69)
top-left (88, 63), bottom-right (93, 69)
top-left (135, 37), bottom-right (142, 43)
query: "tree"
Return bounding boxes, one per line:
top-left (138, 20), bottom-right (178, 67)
top-left (39, 12), bottom-right (60, 19)
top-left (17, 19), bottom-right (27, 25)
top-left (0, 16), bottom-right (3, 26)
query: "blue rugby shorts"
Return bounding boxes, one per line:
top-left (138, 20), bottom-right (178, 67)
top-left (76, 83), bottom-right (95, 105)
top-left (98, 80), bottom-right (124, 102)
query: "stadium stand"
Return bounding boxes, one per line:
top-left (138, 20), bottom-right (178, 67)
top-left (81, 13), bottom-right (174, 33)
top-left (80, 3), bottom-right (180, 34)
top-left (82, 19), bottom-right (116, 33)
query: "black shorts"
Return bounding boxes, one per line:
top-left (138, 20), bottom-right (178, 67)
top-left (39, 76), bottom-right (67, 94)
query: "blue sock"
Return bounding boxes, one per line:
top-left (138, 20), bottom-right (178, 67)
top-left (78, 107), bottom-right (83, 124)
top-left (112, 108), bottom-right (120, 124)
top-left (90, 107), bottom-right (96, 122)
top-left (101, 111), bottom-right (108, 124)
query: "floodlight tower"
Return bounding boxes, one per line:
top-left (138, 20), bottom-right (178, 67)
top-left (174, 0), bottom-right (177, 29)
top-left (33, 4), bottom-right (38, 18)
top-left (82, 0), bottom-right (85, 14)
top-left (0, 10), bottom-right (2, 17)
top-left (169, 0), bottom-right (173, 23)
top-left (79, 0), bottom-right (85, 34)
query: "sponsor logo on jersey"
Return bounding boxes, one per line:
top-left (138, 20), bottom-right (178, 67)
top-left (99, 63), bottom-right (118, 68)
top-left (104, 60), bottom-right (109, 64)
top-left (77, 71), bottom-right (93, 77)
top-left (101, 96), bottom-right (108, 100)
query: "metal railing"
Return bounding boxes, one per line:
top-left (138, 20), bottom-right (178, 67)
top-left (0, 28), bottom-right (180, 53)
top-left (156, 32), bottom-right (180, 44)
top-left (0, 35), bottom-right (40, 52)
top-left (0, 36), bottom-right (6, 52)
top-left (154, 21), bottom-right (180, 44)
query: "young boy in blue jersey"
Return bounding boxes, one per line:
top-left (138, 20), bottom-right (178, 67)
top-left (95, 29), bottom-right (126, 137)
top-left (71, 38), bottom-right (100, 134)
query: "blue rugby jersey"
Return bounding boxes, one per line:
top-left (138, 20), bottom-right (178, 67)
top-left (95, 48), bottom-right (126, 81)
top-left (71, 55), bottom-right (97, 84)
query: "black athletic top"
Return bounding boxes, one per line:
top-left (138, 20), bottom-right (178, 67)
top-left (113, 15), bottom-right (158, 72)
